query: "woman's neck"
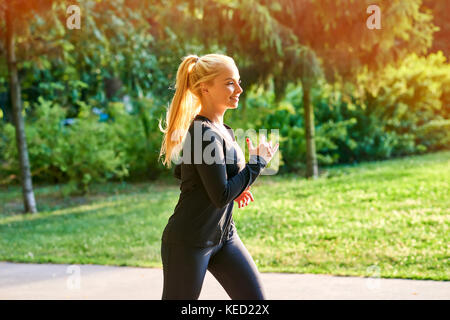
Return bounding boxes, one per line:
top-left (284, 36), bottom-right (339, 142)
top-left (197, 108), bottom-right (225, 125)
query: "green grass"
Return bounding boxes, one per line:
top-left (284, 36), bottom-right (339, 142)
top-left (1, 151), bottom-right (449, 280)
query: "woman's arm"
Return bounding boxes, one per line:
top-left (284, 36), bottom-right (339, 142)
top-left (194, 125), bottom-right (267, 208)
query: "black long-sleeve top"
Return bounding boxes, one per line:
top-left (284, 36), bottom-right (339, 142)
top-left (161, 114), bottom-right (267, 247)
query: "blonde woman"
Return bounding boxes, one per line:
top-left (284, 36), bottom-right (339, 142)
top-left (159, 53), bottom-right (279, 300)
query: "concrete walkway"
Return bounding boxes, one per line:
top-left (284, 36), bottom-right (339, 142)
top-left (0, 262), bottom-right (448, 300)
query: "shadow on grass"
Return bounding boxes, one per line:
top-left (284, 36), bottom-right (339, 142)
top-left (0, 179), bottom-right (179, 216)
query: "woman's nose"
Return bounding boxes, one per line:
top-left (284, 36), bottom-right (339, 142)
top-left (236, 83), bottom-right (243, 94)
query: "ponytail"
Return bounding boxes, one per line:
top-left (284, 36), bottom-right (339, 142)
top-left (159, 55), bottom-right (200, 168)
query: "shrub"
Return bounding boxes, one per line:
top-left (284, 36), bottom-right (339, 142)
top-left (106, 97), bottom-right (166, 181)
top-left (0, 97), bottom-right (128, 194)
top-left (357, 51), bottom-right (450, 154)
top-left (242, 82), bottom-right (358, 172)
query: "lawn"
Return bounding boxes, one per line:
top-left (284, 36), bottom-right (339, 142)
top-left (0, 150), bottom-right (449, 280)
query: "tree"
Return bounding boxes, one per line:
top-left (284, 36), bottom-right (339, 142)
top-left (265, 0), bottom-right (436, 177)
top-left (0, 0), bottom-right (57, 213)
top-left (1, 0), bottom-right (167, 203)
top-left (152, 0), bottom-right (436, 178)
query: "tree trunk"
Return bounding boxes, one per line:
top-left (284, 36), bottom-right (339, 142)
top-left (6, 5), bottom-right (37, 214)
top-left (302, 84), bottom-right (318, 179)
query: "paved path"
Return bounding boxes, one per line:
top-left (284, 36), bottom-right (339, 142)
top-left (0, 262), bottom-right (448, 300)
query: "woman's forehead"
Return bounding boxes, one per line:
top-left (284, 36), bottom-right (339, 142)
top-left (219, 64), bottom-right (240, 80)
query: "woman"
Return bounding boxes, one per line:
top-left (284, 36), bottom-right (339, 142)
top-left (158, 53), bottom-right (278, 300)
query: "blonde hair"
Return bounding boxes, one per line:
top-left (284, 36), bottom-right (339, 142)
top-left (158, 53), bottom-right (236, 168)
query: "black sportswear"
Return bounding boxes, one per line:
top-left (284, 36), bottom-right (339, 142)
top-left (161, 114), bottom-right (267, 247)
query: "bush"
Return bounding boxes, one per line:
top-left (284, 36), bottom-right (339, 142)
top-left (242, 82), bottom-right (358, 172)
top-left (356, 51), bottom-right (450, 155)
top-left (106, 97), bottom-right (166, 181)
top-left (233, 50), bottom-right (450, 173)
top-left (2, 52), bottom-right (448, 182)
top-left (0, 97), bottom-right (128, 194)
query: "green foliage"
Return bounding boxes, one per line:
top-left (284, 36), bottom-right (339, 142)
top-left (61, 102), bottom-right (129, 194)
top-left (304, 52), bottom-right (450, 163)
top-left (13, 0), bottom-right (170, 118)
top-left (279, 0), bottom-right (437, 83)
top-left (239, 82), bottom-right (358, 173)
top-left (1, 0), bottom-right (448, 182)
top-left (107, 98), bottom-right (166, 180)
top-left (229, 52), bottom-right (450, 173)
top-left (0, 98), bottom-right (128, 194)
top-left (0, 96), bottom-right (169, 190)
top-left (357, 51), bottom-right (450, 154)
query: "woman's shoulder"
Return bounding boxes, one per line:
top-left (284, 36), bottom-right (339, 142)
top-left (188, 118), bottom-right (222, 139)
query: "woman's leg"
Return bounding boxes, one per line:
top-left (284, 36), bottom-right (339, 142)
top-left (161, 241), bottom-right (215, 300)
top-left (207, 230), bottom-right (266, 300)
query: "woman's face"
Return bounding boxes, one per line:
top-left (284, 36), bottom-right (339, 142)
top-left (201, 63), bottom-right (243, 110)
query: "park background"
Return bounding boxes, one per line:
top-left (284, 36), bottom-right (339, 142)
top-left (0, 0), bottom-right (449, 281)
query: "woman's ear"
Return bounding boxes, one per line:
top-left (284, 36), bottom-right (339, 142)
top-left (200, 83), bottom-right (209, 94)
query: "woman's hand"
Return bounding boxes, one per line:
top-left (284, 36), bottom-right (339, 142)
top-left (246, 134), bottom-right (279, 164)
top-left (234, 186), bottom-right (254, 208)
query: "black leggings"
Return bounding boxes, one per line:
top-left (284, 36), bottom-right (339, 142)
top-left (161, 227), bottom-right (266, 300)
